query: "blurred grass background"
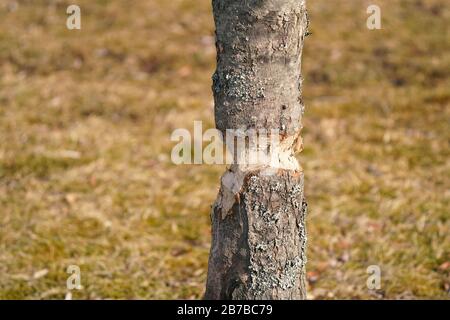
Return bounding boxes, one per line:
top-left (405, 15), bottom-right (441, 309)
top-left (0, 0), bottom-right (448, 299)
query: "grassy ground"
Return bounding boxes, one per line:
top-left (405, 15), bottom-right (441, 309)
top-left (0, 0), bottom-right (448, 299)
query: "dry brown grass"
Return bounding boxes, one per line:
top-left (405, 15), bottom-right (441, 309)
top-left (0, 0), bottom-right (448, 299)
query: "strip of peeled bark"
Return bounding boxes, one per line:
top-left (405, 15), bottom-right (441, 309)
top-left (205, 0), bottom-right (309, 300)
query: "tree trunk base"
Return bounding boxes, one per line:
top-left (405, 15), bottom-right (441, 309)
top-left (205, 166), bottom-right (307, 300)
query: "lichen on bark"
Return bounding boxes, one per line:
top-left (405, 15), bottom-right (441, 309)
top-left (205, 0), bottom-right (309, 300)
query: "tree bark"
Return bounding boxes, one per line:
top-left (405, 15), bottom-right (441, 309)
top-left (205, 0), bottom-right (309, 300)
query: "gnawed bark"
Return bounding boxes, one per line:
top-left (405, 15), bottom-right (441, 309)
top-left (205, 0), bottom-right (309, 300)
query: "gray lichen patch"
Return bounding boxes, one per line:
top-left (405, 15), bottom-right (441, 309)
top-left (249, 255), bottom-right (304, 295)
top-left (242, 170), bottom-right (307, 299)
top-left (213, 68), bottom-right (258, 103)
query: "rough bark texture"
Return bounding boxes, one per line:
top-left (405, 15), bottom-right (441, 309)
top-left (205, 0), bottom-right (309, 300)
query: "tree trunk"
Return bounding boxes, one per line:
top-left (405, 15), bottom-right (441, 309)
top-left (205, 0), bottom-right (309, 300)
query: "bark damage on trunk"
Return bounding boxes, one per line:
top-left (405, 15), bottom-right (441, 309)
top-left (205, 0), bottom-right (309, 300)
